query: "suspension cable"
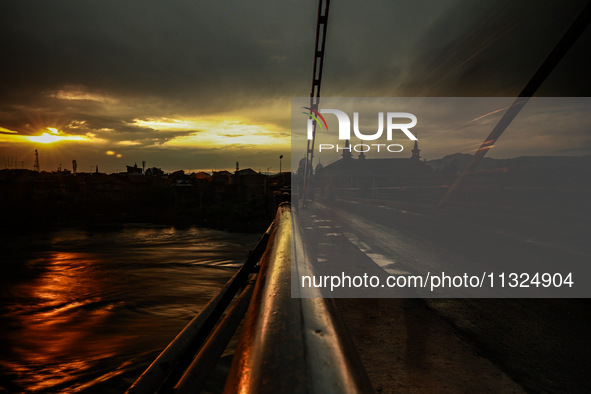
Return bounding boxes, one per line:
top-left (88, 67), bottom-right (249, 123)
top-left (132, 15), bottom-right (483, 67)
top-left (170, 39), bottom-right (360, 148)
top-left (302, 0), bottom-right (331, 208)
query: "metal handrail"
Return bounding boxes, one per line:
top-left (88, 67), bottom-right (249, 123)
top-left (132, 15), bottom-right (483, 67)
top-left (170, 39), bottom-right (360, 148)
top-left (174, 278), bottom-right (257, 393)
top-left (127, 227), bottom-right (270, 394)
top-left (224, 203), bottom-right (373, 393)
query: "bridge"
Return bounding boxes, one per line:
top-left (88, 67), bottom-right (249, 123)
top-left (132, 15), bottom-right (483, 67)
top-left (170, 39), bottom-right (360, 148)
top-left (126, 190), bottom-right (591, 392)
top-left (128, 1), bottom-right (591, 392)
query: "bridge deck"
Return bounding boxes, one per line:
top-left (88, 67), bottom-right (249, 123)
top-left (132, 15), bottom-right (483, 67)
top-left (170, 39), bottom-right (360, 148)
top-left (297, 200), bottom-right (591, 392)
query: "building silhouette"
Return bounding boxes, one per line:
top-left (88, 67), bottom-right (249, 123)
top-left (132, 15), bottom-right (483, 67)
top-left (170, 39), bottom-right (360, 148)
top-left (315, 139), bottom-right (430, 190)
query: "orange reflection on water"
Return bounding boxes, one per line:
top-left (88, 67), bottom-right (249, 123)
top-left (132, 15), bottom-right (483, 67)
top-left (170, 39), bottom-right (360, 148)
top-left (5, 251), bottom-right (130, 392)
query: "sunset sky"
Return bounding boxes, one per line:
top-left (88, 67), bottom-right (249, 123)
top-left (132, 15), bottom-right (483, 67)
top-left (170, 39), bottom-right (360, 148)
top-left (1, 0), bottom-right (590, 173)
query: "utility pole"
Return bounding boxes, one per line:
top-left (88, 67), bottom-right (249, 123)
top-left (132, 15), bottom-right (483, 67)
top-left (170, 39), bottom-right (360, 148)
top-left (279, 155), bottom-right (284, 187)
top-left (33, 150), bottom-right (40, 172)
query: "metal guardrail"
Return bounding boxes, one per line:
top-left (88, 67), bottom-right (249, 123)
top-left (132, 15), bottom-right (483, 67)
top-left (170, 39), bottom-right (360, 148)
top-left (127, 226), bottom-right (271, 394)
top-left (128, 202), bottom-right (373, 393)
top-left (224, 203), bottom-right (373, 393)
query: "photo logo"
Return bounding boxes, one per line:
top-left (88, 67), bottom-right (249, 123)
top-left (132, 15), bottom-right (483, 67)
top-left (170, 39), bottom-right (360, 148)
top-left (306, 109), bottom-right (418, 141)
top-left (302, 107), bottom-right (328, 132)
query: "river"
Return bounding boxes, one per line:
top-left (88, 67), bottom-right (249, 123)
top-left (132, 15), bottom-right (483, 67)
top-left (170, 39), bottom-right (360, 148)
top-left (0, 225), bottom-right (261, 393)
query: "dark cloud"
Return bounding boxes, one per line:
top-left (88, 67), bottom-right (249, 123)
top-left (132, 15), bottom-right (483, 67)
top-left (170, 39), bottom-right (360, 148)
top-left (319, 0), bottom-right (591, 96)
top-left (0, 0), bottom-right (315, 108)
top-left (404, 0), bottom-right (591, 96)
top-left (3, 0), bottom-right (589, 102)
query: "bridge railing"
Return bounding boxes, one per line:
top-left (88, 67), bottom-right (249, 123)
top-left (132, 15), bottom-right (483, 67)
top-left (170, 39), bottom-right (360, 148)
top-left (224, 203), bottom-right (373, 393)
top-left (128, 202), bottom-right (373, 393)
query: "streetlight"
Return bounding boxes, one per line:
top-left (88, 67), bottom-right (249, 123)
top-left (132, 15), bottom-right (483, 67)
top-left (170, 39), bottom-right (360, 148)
top-left (279, 155), bottom-right (283, 174)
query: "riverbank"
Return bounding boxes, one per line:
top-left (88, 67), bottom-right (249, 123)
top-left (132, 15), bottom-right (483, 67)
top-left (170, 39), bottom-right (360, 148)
top-left (0, 199), bottom-right (273, 235)
top-left (0, 169), bottom-right (287, 234)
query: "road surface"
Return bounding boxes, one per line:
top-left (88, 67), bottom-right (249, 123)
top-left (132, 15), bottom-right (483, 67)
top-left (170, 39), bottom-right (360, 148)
top-left (297, 199), bottom-right (591, 393)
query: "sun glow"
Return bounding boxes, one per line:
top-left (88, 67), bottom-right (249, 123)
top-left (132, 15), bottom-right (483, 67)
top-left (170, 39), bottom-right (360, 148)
top-left (131, 117), bottom-right (290, 149)
top-left (0, 126), bottom-right (19, 134)
top-left (26, 128), bottom-right (90, 144)
top-left (0, 126), bottom-right (97, 145)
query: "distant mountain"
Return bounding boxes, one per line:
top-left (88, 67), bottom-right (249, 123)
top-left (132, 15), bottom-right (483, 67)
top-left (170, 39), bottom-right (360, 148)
top-left (427, 153), bottom-right (591, 174)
